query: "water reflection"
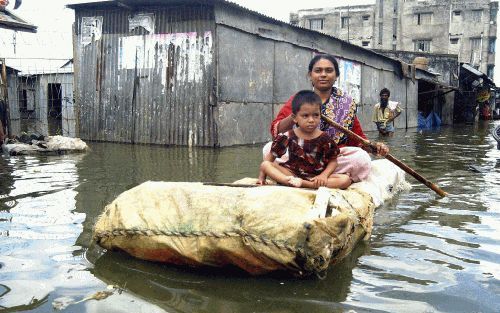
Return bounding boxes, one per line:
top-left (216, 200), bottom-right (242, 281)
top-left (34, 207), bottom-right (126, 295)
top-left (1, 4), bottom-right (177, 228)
top-left (91, 242), bottom-right (369, 313)
top-left (0, 122), bottom-right (499, 312)
top-left (0, 154), bottom-right (92, 311)
top-left (348, 124), bottom-right (500, 313)
top-left (0, 156), bottom-right (15, 212)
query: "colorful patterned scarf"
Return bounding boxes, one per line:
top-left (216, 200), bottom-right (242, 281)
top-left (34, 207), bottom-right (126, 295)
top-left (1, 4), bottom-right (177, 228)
top-left (320, 87), bottom-right (356, 145)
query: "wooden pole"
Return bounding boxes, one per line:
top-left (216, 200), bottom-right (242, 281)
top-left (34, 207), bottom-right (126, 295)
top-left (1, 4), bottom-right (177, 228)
top-left (321, 114), bottom-right (448, 197)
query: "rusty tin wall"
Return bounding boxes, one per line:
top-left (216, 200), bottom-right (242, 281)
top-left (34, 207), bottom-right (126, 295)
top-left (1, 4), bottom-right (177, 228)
top-left (73, 5), bottom-right (216, 146)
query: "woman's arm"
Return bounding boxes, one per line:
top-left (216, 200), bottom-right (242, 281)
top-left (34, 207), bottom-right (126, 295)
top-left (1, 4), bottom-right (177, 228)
top-left (270, 95), bottom-right (295, 138)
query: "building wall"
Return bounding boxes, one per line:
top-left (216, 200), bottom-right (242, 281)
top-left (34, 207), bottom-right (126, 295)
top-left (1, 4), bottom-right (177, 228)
top-left (71, 3), bottom-right (419, 147)
top-left (292, 5), bottom-right (375, 48)
top-left (374, 50), bottom-right (459, 86)
top-left (9, 73), bottom-right (74, 137)
top-left (374, 0), bottom-right (399, 50)
top-left (293, 0), bottom-right (497, 77)
top-left (6, 71), bottom-right (21, 136)
top-left (398, 0), bottom-right (495, 74)
top-left (215, 4), bottom-right (419, 146)
top-left (73, 5), bottom-right (216, 146)
top-left (35, 73), bottom-right (74, 136)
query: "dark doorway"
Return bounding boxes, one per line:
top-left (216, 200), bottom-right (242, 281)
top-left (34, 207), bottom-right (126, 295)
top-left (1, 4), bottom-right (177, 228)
top-left (418, 80), bottom-right (444, 128)
top-left (47, 83), bottom-right (62, 135)
top-left (418, 80), bottom-right (437, 117)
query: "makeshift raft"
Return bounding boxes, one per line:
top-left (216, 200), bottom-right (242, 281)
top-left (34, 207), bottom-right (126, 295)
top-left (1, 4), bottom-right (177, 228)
top-left (2, 135), bottom-right (89, 155)
top-left (93, 159), bottom-right (409, 278)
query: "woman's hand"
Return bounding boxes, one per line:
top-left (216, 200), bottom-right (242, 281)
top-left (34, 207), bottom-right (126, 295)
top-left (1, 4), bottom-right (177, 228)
top-left (374, 142), bottom-right (389, 156)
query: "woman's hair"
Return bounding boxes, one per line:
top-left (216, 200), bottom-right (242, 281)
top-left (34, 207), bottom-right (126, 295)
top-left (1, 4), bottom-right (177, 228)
top-left (308, 54), bottom-right (340, 76)
top-left (380, 88), bottom-right (391, 96)
top-left (291, 90), bottom-right (322, 114)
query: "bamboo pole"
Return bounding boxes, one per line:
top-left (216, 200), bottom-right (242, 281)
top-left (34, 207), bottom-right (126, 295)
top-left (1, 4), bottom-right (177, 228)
top-left (321, 114), bottom-right (448, 197)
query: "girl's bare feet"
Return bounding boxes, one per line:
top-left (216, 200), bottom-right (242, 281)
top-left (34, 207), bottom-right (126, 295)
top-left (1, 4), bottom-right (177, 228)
top-left (287, 176), bottom-right (303, 187)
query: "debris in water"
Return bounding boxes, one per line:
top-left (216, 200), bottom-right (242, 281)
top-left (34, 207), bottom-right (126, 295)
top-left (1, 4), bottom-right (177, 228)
top-left (52, 289), bottom-right (115, 310)
top-left (52, 297), bottom-right (75, 311)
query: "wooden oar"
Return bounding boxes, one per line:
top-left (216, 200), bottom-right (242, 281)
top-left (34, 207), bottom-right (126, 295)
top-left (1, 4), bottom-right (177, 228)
top-left (321, 114), bottom-right (448, 197)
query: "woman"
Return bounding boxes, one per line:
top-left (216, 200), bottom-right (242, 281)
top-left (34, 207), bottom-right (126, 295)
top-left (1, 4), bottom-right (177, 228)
top-left (268, 54), bottom-right (389, 182)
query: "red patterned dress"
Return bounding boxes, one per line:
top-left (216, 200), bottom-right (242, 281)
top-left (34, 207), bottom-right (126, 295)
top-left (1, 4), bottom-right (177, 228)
top-left (271, 130), bottom-right (339, 179)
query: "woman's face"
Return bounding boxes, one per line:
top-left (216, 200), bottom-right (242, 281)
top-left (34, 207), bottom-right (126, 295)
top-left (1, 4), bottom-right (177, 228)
top-left (308, 58), bottom-right (337, 92)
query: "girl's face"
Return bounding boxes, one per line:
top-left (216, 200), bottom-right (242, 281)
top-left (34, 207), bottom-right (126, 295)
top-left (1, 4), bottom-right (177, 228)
top-left (293, 102), bottom-right (321, 133)
top-left (308, 58), bottom-right (337, 92)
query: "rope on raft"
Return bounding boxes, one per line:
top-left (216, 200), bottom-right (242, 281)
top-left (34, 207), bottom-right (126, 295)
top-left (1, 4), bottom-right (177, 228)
top-left (93, 227), bottom-right (358, 277)
top-left (94, 228), bottom-right (298, 253)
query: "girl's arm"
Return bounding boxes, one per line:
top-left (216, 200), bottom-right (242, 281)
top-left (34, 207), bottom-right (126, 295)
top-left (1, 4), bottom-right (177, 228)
top-left (310, 159), bottom-right (338, 187)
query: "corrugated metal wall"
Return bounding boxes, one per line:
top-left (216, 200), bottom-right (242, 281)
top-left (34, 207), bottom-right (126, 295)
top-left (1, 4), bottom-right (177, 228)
top-left (6, 71), bottom-right (20, 136)
top-left (74, 5), bottom-right (216, 146)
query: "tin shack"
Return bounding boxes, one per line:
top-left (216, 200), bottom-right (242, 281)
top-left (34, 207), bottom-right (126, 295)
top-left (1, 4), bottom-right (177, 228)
top-left (68, 0), bottom-right (440, 147)
top-left (0, 8), bottom-right (36, 139)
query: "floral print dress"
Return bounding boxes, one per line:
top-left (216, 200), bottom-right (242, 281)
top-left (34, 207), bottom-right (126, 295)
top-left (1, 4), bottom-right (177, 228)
top-left (271, 130), bottom-right (340, 179)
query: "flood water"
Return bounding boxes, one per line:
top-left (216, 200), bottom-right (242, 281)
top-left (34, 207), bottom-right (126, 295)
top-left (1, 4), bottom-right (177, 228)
top-left (1, 122), bottom-right (499, 313)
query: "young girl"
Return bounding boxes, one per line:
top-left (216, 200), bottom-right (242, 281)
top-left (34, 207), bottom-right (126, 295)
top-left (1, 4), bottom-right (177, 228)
top-left (258, 90), bottom-right (352, 189)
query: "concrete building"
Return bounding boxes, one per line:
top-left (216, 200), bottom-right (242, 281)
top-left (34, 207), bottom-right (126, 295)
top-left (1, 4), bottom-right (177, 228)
top-left (290, 5), bottom-right (375, 49)
top-left (69, 0), bottom-right (445, 147)
top-left (292, 0), bottom-right (498, 78)
top-left (374, 50), bottom-right (459, 87)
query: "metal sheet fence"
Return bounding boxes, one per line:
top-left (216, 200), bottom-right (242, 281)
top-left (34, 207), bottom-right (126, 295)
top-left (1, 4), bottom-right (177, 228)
top-left (74, 5), bottom-right (217, 146)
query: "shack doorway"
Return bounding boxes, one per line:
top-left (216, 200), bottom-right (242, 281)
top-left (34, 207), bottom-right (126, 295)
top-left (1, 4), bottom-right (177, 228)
top-left (47, 83), bottom-right (62, 135)
top-left (418, 80), bottom-right (442, 128)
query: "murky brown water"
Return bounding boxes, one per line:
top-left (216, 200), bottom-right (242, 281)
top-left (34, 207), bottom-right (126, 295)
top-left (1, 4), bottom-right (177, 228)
top-left (1, 122), bottom-right (499, 313)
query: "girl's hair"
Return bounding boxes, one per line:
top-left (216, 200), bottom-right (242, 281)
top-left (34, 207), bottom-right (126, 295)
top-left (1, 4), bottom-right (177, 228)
top-left (308, 54), bottom-right (340, 76)
top-left (292, 90), bottom-right (322, 114)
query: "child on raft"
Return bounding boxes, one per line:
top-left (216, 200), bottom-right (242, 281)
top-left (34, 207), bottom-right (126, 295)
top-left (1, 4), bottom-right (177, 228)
top-left (257, 90), bottom-right (352, 189)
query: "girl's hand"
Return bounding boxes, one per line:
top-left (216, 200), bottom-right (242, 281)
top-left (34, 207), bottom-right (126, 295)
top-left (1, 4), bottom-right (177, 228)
top-left (311, 175), bottom-right (328, 187)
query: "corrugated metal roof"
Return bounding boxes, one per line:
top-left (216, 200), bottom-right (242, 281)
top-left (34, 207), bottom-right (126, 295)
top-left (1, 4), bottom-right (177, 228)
top-left (462, 63), bottom-right (495, 86)
top-left (4, 58), bottom-right (72, 75)
top-left (67, 0), bottom-right (439, 76)
top-left (0, 9), bottom-right (37, 32)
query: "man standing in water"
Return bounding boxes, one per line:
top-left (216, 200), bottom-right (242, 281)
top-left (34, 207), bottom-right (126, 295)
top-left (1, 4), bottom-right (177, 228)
top-left (372, 88), bottom-right (402, 136)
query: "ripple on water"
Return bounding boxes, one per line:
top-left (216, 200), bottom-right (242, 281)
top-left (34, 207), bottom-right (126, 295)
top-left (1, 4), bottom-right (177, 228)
top-left (1, 125), bottom-right (500, 312)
